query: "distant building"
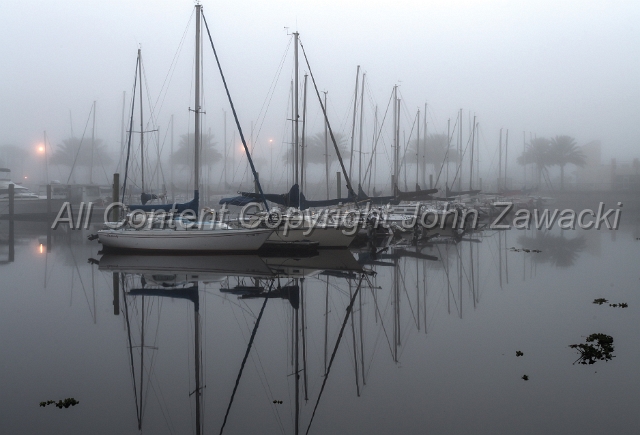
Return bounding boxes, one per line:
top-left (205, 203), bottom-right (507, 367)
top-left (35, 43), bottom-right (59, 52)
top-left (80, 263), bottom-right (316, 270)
top-left (572, 141), bottom-right (638, 191)
top-left (574, 141), bottom-right (610, 190)
top-left (611, 157), bottom-right (640, 191)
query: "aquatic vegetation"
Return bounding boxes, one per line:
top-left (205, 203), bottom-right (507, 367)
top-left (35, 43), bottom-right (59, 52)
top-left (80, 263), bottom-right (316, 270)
top-left (39, 398), bottom-right (79, 409)
top-left (521, 375), bottom-right (529, 381)
top-left (516, 351), bottom-right (524, 357)
top-left (569, 333), bottom-right (615, 365)
top-left (593, 299), bottom-right (628, 308)
top-left (509, 247), bottom-right (542, 253)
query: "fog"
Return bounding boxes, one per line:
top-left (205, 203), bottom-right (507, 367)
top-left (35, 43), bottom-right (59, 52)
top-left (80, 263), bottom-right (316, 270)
top-left (1, 0), bottom-right (639, 191)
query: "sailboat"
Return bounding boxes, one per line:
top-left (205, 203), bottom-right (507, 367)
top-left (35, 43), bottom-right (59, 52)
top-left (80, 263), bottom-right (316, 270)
top-left (221, 32), bottom-right (360, 249)
top-left (97, 4), bottom-right (272, 252)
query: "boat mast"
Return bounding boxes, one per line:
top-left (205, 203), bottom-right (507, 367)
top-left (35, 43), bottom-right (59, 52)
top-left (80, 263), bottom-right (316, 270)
top-left (357, 72), bottom-right (366, 188)
top-left (523, 130), bottom-right (526, 188)
top-left (505, 129), bottom-right (509, 190)
top-left (392, 85), bottom-right (398, 195)
top-left (476, 121), bottom-right (480, 188)
top-left (323, 277), bottom-right (329, 374)
top-left (396, 96), bottom-right (401, 195)
top-left (498, 128), bottom-right (503, 191)
top-left (140, 296), bottom-right (145, 429)
top-left (372, 105), bottom-right (378, 192)
top-left (290, 80), bottom-right (294, 187)
top-left (170, 114), bottom-right (174, 202)
top-left (294, 288), bottom-right (300, 435)
top-left (446, 119), bottom-right (450, 190)
top-left (139, 49), bottom-right (145, 192)
top-left (294, 32), bottom-right (299, 187)
top-left (458, 108), bottom-right (462, 192)
top-left (469, 115), bottom-right (476, 190)
top-left (423, 102), bottom-right (427, 187)
top-left (323, 91), bottom-right (329, 199)
top-left (301, 74), bottom-right (308, 194)
top-left (223, 110), bottom-right (227, 187)
top-left (349, 281), bottom-right (360, 396)
top-left (194, 4), bottom-right (202, 194)
top-left (416, 108), bottom-right (420, 188)
top-left (194, 295), bottom-right (202, 435)
top-left (349, 66), bottom-right (360, 183)
top-left (90, 101), bottom-right (96, 184)
top-left (120, 91), bottom-right (126, 173)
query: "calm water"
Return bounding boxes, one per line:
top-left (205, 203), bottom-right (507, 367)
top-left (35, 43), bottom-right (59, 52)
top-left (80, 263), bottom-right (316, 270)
top-left (1, 215), bottom-right (639, 434)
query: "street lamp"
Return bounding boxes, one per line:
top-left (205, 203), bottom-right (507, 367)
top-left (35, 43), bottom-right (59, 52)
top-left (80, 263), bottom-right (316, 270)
top-left (37, 131), bottom-right (49, 184)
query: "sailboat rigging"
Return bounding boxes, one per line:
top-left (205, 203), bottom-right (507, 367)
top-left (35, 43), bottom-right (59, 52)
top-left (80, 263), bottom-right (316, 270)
top-left (97, 4), bottom-right (272, 252)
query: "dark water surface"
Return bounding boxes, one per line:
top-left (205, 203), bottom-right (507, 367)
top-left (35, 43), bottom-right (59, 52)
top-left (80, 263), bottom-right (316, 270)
top-left (1, 216), bottom-right (639, 434)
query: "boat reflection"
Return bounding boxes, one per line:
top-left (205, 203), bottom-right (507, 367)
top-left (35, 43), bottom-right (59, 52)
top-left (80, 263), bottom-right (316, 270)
top-left (50, 226), bottom-right (603, 433)
top-left (97, 248), bottom-right (368, 434)
top-left (98, 253), bottom-right (274, 281)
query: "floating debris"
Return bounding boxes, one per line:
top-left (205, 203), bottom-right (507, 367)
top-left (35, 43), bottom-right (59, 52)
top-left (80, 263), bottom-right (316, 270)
top-left (272, 400), bottom-right (283, 404)
top-left (521, 375), bottom-right (529, 381)
top-left (39, 398), bottom-right (79, 409)
top-left (516, 351), bottom-right (524, 357)
top-left (593, 298), bottom-right (609, 305)
top-left (570, 333), bottom-right (615, 365)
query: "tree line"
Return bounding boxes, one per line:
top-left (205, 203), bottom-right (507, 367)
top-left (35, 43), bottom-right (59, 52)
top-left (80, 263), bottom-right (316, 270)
top-left (517, 135), bottom-right (586, 190)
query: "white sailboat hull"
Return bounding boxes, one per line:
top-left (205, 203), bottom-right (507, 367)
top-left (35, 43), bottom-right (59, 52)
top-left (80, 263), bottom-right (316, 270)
top-left (98, 228), bottom-right (273, 252)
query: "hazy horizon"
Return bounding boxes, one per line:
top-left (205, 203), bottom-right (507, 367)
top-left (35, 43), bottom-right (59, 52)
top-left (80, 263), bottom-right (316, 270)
top-left (1, 0), bottom-right (638, 190)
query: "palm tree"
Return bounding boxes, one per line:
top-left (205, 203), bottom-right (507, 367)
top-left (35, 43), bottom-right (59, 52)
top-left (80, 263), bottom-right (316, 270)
top-left (518, 137), bottom-right (552, 187)
top-left (172, 133), bottom-right (220, 169)
top-left (401, 133), bottom-right (458, 189)
top-left (50, 137), bottom-right (113, 183)
top-left (405, 133), bottom-right (460, 188)
top-left (286, 131), bottom-right (348, 165)
top-left (406, 133), bottom-right (460, 166)
top-left (550, 135), bottom-right (586, 190)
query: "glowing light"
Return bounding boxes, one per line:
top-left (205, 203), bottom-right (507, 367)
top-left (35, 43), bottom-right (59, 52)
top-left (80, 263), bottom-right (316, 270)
top-left (37, 145), bottom-right (45, 153)
top-left (24, 176), bottom-right (28, 179)
top-left (39, 244), bottom-right (43, 254)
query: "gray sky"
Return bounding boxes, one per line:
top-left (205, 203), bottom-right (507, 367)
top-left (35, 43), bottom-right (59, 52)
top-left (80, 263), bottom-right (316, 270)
top-left (1, 0), bottom-right (639, 182)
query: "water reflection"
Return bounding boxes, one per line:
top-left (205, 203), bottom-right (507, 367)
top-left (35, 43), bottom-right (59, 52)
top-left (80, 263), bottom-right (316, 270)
top-left (97, 249), bottom-right (369, 434)
top-left (2, 217), bottom-right (639, 434)
top-left (117, 272), bottom-right (202, 432)
top-left (517, 231), bottom-right (587, 268)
